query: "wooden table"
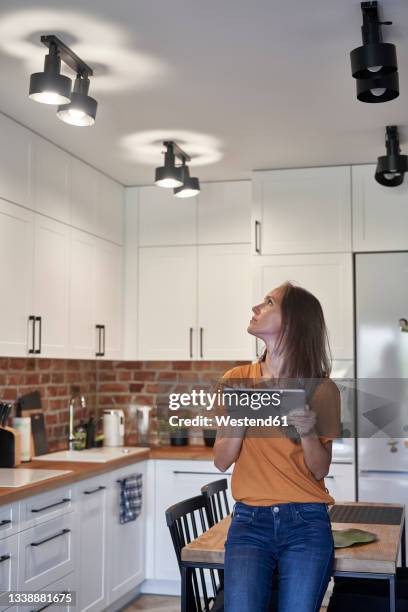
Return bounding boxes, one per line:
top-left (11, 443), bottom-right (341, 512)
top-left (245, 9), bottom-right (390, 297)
top-left (181, 502), bottom-right (406, 612)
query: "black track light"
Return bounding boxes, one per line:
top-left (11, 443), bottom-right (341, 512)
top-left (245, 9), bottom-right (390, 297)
top-left (375, 126), bottom-right (408, 187)
top-left (155, 142), bottom-right (184, 188)
top-left (57, 75), bottom-right (97, 126)
top-left (29, 43), bottom-right (72, 105)
top-left (350, 2), bottom-right (399, 103)
top-left (29, 35), bottom-right (97, 126)
top-left (174, 162), bottom-right (200, 198)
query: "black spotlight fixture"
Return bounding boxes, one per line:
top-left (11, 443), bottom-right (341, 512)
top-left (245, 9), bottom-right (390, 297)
top-left (155, 142), bottom-right (184, 188)
top-left (29, 40), bottom-right (71, 105)
top-left (30, 35), bottom-right (97, 126)
top-left (375, 126), bottom-right (408, 187)
top-left (350, 2), bottom-right (399, 103)
top-left (174, 159), bottom-right (200, 198)
top-left (57, 74), bottom-right (97, 127)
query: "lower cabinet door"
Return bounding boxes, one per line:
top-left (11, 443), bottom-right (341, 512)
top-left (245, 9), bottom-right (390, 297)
top-left (18, 514), bottom-right (74, 592)
top-left (16, 571), bottom-right (75, 612)
top-left (0, 534), bottom-right (18, 612)
top-left (106, 462), bottom-right (146, 604)
top-left (325, 463), bottom-right (355, 503)
top-left (77, 475), bottom-right (108, 612)
top-left (153, 460), bottom-right (233, 582)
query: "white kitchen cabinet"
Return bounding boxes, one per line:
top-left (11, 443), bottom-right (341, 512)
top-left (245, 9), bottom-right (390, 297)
top-left (352, 164), bottom-right (408, 251)
top-left (93, 237), bottom-right (123, 359)
top-left (197, 181), bottom-right (251, 244)
top-left (106, 462), bottom-right (146, 604)
top-left (0, 114), bottom-right (32, 208)
top-left (253, 253), bottom-right (354, 359)
top-left (33, 215), bottom-right (70, 358)
top-left (71, 158), bottom-right (125, 244)
top-left (16, 572), bottom-right (75, 612)
top-left (77, 475), bottom-right (108, 612)
top-left (0, 200), bottom-right (34, 356)
top-left (198, 244), bottom-right (252, 359)
top-left (0, 504), bottom-right (19, 540)
top-left (20, 485), bottom-right (75, 531)
top-left (18, 513), bottom-right (75, 592)
top-left (32, 136), bottom-right (71, 225)
top-left (96, 173), bottom-right (124, 245)
top-left (69, 229), bottom-right (96, 358)
top-left (138, 186), bottom-right (197, 246)
top-left (138, 246), bottom-right (197, 359)
top-left (149, 460), bottom-right (232, 588)
top-left (325, 463), bottom-right (355, 503)
top-left (69, 229), bottom-right (123, 359)
top-left (252, 166), bottom-right (352, 255)
top-left (0, 534), bottom-right (18, 609)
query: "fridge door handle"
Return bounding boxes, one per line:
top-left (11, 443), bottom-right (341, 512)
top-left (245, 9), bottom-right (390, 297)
top-left (359, 469), bottom-right (408, 476)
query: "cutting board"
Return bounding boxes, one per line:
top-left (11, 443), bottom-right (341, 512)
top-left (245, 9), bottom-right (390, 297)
top-left (30, 413), bottom-right (48, 456)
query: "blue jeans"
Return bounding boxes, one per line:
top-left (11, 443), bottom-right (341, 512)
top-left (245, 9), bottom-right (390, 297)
top-left (224, 501), bottom-right (334, 612)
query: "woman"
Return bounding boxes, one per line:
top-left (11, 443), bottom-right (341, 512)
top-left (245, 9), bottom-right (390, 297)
top-left (214, 282), bottom-right (341, 612)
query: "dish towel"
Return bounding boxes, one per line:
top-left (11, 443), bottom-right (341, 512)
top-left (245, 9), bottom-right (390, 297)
top-left (117, 473), bottom-right (143, 524)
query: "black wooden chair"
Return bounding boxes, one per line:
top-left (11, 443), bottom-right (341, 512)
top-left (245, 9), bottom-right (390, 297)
top-left (166, 495), bottom-right (224, 612)
top-left (201, 478), bottom-right (230, 527)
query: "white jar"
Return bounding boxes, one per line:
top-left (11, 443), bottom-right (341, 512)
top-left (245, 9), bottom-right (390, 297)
top-left (12, 417), bottom-right (31, 462)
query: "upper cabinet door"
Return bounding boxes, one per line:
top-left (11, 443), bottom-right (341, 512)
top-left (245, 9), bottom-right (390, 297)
top-left (138, 246), bottom-right (197, 359)
top-left (253, 253), bottom-right (354, 360)
top-left (138, 186), bottom-right (197, 246)
top-left (33, 214), bottom-right (70, 357)
top-left (197, 181), bottom-right (251, 244)
top-left (69, 228), bottom-right (96, 359)
top-left (71, 159), bottom-right (124, 244)
top-left (198, 244), bottom-right (253, 360)
top-left (352, 164), bottom-right (408, 252)
top-left (252, 167), bottom-right (352, 255)
top-left (0, 199), bottom-right (34, 356)
top-left (71, 158), bottom-right (98, 235)
top-left (93, 238), bottom-right (123, 360)
top-left (95, 173), bottom-right (124, 244)
top-left (32, 136), bottom-right (71, 224)
top-left (0, 114), bottom-right (32, 208)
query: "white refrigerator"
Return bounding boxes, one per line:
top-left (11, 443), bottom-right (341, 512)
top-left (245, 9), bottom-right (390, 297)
top-left (356, 252), bottom-right (408, 555)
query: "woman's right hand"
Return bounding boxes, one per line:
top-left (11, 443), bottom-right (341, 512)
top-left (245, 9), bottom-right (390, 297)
top-left (213, 429), bottom-right (246, 472)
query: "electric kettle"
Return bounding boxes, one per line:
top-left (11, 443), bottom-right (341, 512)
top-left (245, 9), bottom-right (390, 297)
top-left (103, 409), bottom-right (125, 447)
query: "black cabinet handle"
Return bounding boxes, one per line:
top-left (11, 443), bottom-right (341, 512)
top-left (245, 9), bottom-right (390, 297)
top-left (102, 325), bottom-right (106, 356)
top-left (0, 519), bottom-right (11, 527)
top-left (0, 554), bottom-right (10, 563)
top-left (84, 485), bottom-right (106, 495)
top-left (173, 470), bottom-right (232, 476)
top-left (31, 497), bottom-right (71, 513)
top-left (30, 591), bottom-right (69, 612)
top-left (200, 327), bottom-right (204, 359)
top-left (35, 316), bottom-right (42, 354)
top-left (95, 324), bottom-right (103, 357)
top-left (28, 315), bottom-right (36, 354)
top-left (31, 528), bottom-right (70, 547)
top-left (255, 220), bottom-right (261, 254)
top-left (189, 327), bottom-right (193, 359)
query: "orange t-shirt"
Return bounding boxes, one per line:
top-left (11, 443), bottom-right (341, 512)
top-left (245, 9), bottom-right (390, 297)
top-left (220, 362), bottom-right (342, 506)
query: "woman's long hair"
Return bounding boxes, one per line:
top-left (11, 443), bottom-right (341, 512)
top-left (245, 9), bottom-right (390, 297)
top-left (259, 282), bottom-right (332, 379)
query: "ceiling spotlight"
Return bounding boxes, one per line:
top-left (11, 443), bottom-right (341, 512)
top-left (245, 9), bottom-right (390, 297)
top-left (174, 161), bottom-right (200, 198)
top-left (350, 2), bottom-right (399, 103)
top-left (29, 42), bottom-right (71, 105)
top-left (375, 126), bottom-right (408, 187)
top-left (155, 142), bottom-right (184, 188)
top-left (29, 35), bottom-right (97, 125)
top-left (57, 75), bottom-right (97, 126)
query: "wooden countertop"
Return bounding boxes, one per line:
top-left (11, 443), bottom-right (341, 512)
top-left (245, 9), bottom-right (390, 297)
top-left (182, 502), bottom-right (406, 575)
top-left (0, 445), bottom-right (214, 505)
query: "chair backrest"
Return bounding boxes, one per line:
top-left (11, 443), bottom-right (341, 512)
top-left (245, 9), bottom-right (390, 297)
top-left (201, 478), bottom-right (230, 526)
top-left (166, 495), bottom-right (222, 612)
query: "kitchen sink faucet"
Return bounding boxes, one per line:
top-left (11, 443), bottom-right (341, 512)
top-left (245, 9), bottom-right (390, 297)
top-left (69, 394), bottom-right (86, 450)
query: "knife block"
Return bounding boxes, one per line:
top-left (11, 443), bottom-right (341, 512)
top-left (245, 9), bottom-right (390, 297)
top-left (0, 426), bottom-right (21, 467)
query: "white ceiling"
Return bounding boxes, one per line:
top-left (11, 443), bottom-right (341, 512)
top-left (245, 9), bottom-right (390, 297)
top-left (0, 0), bottom-right (407, 185)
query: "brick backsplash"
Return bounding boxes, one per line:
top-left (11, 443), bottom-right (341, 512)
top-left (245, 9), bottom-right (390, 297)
top-left (0, 358), bottom-right (249, 450)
